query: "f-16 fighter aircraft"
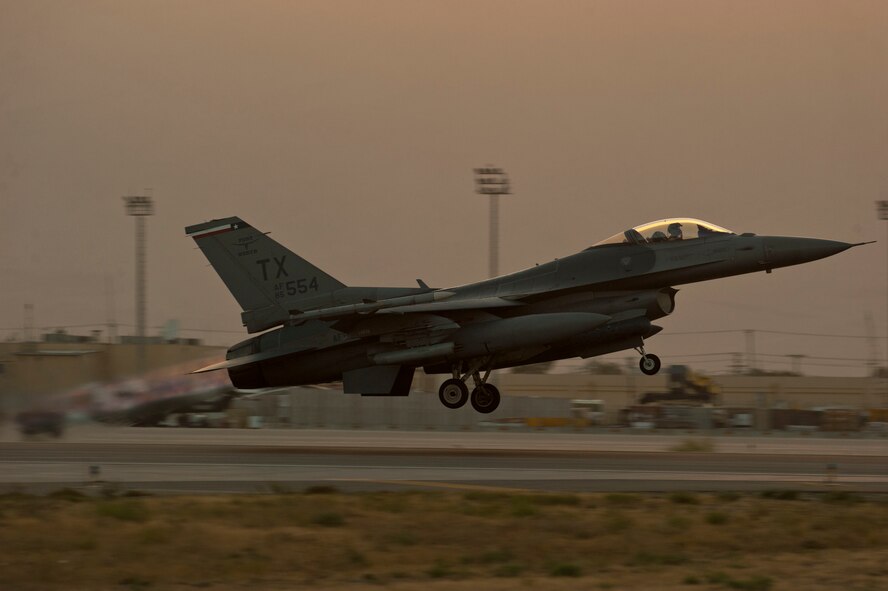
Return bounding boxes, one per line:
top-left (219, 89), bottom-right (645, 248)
top-left (186, 217), bottom-right (865, 414)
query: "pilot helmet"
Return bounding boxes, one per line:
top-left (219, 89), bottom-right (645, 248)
top-left (667, 222), bottom-right (683, 238)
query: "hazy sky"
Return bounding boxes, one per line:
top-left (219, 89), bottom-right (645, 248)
top-left (2, 1), bottom-right (887, 376)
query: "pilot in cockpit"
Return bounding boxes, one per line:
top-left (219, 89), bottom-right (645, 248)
top-left (667, 222), bottom-right (683, 241)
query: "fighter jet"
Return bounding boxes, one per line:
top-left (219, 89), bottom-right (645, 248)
top-left (186, 217), bottom-right (865, 414)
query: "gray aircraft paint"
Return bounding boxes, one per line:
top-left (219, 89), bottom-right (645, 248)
top-left (187, 216), bottom-right (864, 413)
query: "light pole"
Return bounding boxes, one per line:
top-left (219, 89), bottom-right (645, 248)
top-left (474, 166), bottom-right (511, 278)
top-left (123, 194), bottom-right (154, 373)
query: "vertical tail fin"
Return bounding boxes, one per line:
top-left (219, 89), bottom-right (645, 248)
top-left (185, 217), bottom-right (345, 332)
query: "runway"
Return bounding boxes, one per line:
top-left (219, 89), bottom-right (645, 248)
top-left (2, 425), bottom-right (886, 494)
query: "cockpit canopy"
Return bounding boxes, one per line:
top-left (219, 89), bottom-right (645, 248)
top-left (592, 218), bottom-right (735, 247)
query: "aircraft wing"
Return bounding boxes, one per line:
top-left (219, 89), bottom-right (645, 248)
top-left (196, 294), bottom-right (528, 374)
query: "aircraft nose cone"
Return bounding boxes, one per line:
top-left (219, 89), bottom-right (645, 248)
top-left (765, 237), bottom-right (854, 268)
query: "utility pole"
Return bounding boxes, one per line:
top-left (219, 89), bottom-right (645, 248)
top-left (787, 354), bottom-right (805, 376)
top-left (745, 329), bottom-right (757, 375)
top-left (104, 274), bottom-right (118, 344)
top-left (22, 303), bottom-right (34, 348)
top-left (876, 200), bottom-right (888, 402)
top-left (864, 311), bottom-right (879, 377)
top-left (730, 352), bottom-right (744, 375)
top-left (473, 166), bottom-right (511, 278)
top-left (123, 194), bottom-right (154, 372)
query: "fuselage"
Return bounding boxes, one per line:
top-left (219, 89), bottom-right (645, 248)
top-left (225, 228), bottom-right (855, 389)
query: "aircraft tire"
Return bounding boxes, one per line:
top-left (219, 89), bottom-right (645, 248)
top-left (639, 354), bottom-right (661, 375)
top-left (470, 384), bottom-right (500, 414)
top-left (439, 378), bottom-right (469, 409)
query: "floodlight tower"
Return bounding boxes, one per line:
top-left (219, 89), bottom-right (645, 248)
top-left (123, 194), bottom-right (154, 372)
top-left (473, 166), bottom-right (511, 278)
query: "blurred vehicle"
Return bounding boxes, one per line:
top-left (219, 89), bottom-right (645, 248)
top-left (570, 399), bottom-right (605, 425)
top-left (92, 389), bottom-right (237, 427)
top-left (15, 410), bottom-right (65, 438)
top-left (639, 365), bottom-right (720, 405)
top-left (56, 354), bottom-right (238, 427)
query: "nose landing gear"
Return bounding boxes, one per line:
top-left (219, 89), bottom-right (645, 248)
top-left (635, 346), bottom-right (662, 376)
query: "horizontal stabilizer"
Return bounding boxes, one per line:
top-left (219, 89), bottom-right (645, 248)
top-left (192, 334), bottom-right (316, 373)
top-left (192, 359), bottom-right (233, 374)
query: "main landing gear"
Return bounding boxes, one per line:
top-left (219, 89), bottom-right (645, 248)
top-left (634, 346), bottom-right (661, 376)
top-left (437, 362), bottom-right (501, 414)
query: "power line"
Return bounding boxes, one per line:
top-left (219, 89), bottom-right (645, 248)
top-left (661, 329), bottom-right (888, 340)
top-left (4, 325), bottom-right (882, 339)
top-left (758, 329), bottom-right (886, 340)
top-left (755, 352), bottom-right (872, 362)
top-left (0, 323), bottom-right (245, 335)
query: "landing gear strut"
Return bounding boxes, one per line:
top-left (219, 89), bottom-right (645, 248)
top-left (635, 346), bottom-right (661, 376)
top-left (437, 361), bottom-right (501, 414)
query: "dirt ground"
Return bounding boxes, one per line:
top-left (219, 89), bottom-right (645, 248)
top-left (1, 488), bottom-right (886, 590)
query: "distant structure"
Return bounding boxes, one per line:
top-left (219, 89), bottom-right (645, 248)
top-left (123, 194), bottom-right (154, 372)
top-left (473, 166), bottom-right (511, 278)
